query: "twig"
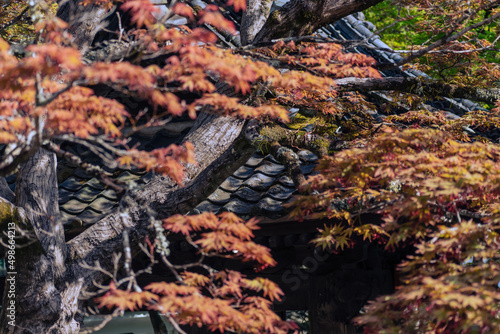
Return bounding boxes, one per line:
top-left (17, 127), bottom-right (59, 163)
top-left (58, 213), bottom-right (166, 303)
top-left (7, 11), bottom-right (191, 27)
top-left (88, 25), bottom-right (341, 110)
top-left (36, 80), bottom-right (80, 107)
top-left (244, 35), bottom-right (357, 49)
top-left (43, 141), bottom-right (126, 196)
top-left (79, 309), bottom-right (123, 334)
top-left (165, 314), bottom-right (188, 334)
top-left (52, 134), bottom-right (119, 168)
top-left (377, 1), bottom-right (500, 69)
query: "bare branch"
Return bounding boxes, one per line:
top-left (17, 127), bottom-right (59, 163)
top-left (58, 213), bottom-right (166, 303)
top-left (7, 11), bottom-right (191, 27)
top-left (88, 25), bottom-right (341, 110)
top-left (79, 309), bottom-right (123, 334)
top-left (52, 134), bottom-right (119, 168)
top-left (335, 77), bottom-right (500, 105)
top-left (253, 0), bottom-right (385, 44)
top-left (378, 3), bottom-right (500, 69)
top-left (246, 35), bottom-right (357, 48)
top-left (36, 81), bottom-right (80, 107)
top-left (43, 141), bottom-right (126, 196)
top-left (240, 0), bottom-right (274, 45)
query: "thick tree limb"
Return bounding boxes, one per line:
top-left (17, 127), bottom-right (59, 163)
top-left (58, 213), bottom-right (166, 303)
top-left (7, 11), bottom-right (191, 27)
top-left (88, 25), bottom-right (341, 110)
top-left (0, 178), bottom-right (14, 204)
top-left (57, 0), bottom-right (115, 52)
top-left (240, 0), bottom-right (274, 45)
top-left (66, 114), bottom-right (254, 282)
top-left (335, 77), bottom-right (500, 105)
top-left (14, 148), bottom-right (66, 273)
top-left (0, 149), bottom-right (82, 334)
top-left (253, 0), bottom-right (384, 44)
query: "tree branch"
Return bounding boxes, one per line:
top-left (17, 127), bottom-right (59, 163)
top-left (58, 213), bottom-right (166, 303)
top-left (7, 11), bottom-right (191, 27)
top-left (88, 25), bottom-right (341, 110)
top-left (44, 141), bottom-right (126, 196)
top-left (377, 2), bottom-right (500, 70)
top-left (252, 0), bottom-right (384, 44)
top-left (66, 114), bottom-right (254, 286)
top-left (335, 77), bottom-right (500, 105)
top-left (240, 0), bottom-right (274, 46)
top-left (15, 148), bottom-right (66, 276)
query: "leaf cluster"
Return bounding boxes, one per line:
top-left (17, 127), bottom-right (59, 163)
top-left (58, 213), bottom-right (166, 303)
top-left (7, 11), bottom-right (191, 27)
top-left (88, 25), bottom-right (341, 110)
top-left (292, 127), bottom-right (500, 331)
top-left (98, 212), bottom-right (296, 333)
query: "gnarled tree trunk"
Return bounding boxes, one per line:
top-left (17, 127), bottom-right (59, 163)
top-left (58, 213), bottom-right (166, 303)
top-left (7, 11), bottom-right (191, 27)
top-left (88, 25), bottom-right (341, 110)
top-left (0, 149), bottom-right (83, 334)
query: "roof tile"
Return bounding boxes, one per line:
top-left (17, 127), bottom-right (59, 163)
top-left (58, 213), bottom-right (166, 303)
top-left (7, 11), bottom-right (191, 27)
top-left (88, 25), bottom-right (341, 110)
top-left (254, 161), bottom-right (285, 176)
top-left (276, 175), bottom-right (294, 188)
top-left (60, 177), bottom-right (84, 191)
top-left (301, 164), bottom-right (316, 175)
top-left (265, 184), bottom-right (296, 201)
top-left (78, 209), bottom-right (107, 226)
top-left (88, 196), bottom-right (117, 213)
top-left (73, 186), bottom-right (103, 203)
top-left (220, 176), bottom-right (244, 192)
top-left (100, 189), bottom-right (119, 201)
top-left (297, 150), bottom-right (319, 163)
top-left (244, 153), bottom-right (266, 167)
top-left (116, 171), bottom-right (143, 183)
top-left (254, 197), bottom-right (284, 216)
top-left (140, 171), bottom-right (155, 184)
top-left (84, 178), bottom-right (106, 191)
top-left (207, 188), bottom-right (232, 205)
top-left (59, 210), bottom-right (81, 227)
top-left (58, 188), bottom-right (74, 204)
top-left (233, 186), bottom-right (262, 203)
top-left (193, 200), bottom-right (221, 214)
top-left (243, 173), bottom-right (275, 191)
top-left (222, 198), bottom-right (254, 215)
top-left (232, 165), bottom-right (255, 179)
top-left (61, 199), bottom-right (89, 215)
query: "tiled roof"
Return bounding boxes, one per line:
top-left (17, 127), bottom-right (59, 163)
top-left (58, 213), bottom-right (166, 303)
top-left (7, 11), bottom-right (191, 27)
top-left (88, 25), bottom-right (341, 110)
top-left (6, 152), bottom-right (155, 227)
top-left (192, 150), bottom-right (318, 219)
top-left (6, 118), bottom-right (188, 227)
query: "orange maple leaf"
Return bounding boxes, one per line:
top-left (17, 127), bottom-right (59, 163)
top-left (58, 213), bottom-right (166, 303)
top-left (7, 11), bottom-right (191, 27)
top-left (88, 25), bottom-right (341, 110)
top-left (172, 3), bottom-right (194, 20)
top-left (226, 0), bottom-right (246, 12)
top-left (121, 0), bottom-right (159, 28)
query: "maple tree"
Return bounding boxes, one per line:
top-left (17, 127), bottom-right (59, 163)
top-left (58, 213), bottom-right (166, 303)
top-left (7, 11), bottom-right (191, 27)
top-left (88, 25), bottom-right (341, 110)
top-left (1, 0), bottom-right (500, 333)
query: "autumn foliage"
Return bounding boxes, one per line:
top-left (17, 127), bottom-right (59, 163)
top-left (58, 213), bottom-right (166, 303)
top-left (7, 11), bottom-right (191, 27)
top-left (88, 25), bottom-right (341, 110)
top-left (0, 0), bottom-right (379, 332)
top-left (3, 0), bottom-right (500, 332)
top-left (99, 212), bottom-right (295, 333)
top-left (292, 125), bottom-right (500, 331)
